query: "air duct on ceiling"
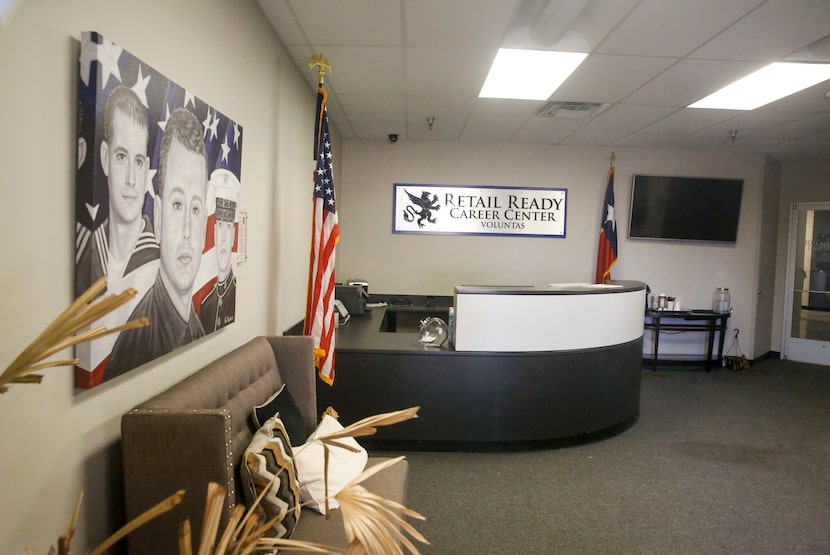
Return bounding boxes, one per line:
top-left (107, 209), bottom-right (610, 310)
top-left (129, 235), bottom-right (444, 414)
top-left (537, 101), bottom-right (609, 119)
top-left (503, 0), bottom-right (591, 49)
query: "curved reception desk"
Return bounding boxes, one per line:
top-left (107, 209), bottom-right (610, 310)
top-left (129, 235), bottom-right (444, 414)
top-left (317, 281), bottom-right (647, 451)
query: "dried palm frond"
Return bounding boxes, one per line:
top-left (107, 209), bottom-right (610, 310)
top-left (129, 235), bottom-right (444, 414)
top-left (183, 481), bottom-right (346, 555)
top-left (0, 277), bottom-right (148, 393)
top-left (20, 406), bottom-right (427, 555)
top-left (335, 457), bottom-right (428, 555)
top-left (316, 407), bottom-right (420, 451)
top-left (310, 406), bottom-right (420, 516)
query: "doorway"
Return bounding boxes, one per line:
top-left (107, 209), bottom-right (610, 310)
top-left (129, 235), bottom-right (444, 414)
top-left (782, 202), bottom-right (830, 365)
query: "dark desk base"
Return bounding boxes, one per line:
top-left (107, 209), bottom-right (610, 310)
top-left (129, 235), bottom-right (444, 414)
top-left (358, 415), bottom-right (640, 453)
top-left (644, 310), bottom-right (730, 371)
top-left (317, 338), bottom-right (643, 451)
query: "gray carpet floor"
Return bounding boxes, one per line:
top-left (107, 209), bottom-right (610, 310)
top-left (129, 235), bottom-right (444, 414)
top-left (398, 359), bottom-right (830, 554)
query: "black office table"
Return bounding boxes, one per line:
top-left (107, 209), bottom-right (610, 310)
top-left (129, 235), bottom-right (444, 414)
top-left (644, 309), bottom-right (730, 371)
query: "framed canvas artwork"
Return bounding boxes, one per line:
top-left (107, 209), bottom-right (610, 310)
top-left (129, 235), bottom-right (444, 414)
top-left (74, 32), bottom-right (243, 388)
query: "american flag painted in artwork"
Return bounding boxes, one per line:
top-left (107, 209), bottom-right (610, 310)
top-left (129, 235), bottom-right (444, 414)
top-left (304, 85), bottom-right (340, 385)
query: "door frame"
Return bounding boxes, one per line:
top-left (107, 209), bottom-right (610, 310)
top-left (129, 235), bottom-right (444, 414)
top-left (781, 201), bottom-right (830, 365)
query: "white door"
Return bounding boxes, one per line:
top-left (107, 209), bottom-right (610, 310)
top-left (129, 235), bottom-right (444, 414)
top-left (782, 202), bottom-right (830, 365)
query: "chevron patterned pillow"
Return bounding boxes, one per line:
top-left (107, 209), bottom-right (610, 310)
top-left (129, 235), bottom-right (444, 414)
top-left (241, 414), bottom-right (302, 538)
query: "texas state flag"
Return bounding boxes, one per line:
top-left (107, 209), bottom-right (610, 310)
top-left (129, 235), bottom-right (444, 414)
top-left (595, 162), bottom-right (618, 284)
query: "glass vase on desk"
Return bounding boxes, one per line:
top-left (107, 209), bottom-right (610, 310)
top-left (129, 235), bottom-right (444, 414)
top-left (712, 287), bottom-right (731, 313)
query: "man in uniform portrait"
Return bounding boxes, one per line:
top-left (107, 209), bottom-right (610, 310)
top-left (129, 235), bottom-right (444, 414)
top-left (75, 86), bottom-right (159, 299)
top-left (74, 86), bottom-right (160, 385)
top-left (106, 108), bottom-right (208, 378)
top-left (199, 170), bottom-right (239, 333)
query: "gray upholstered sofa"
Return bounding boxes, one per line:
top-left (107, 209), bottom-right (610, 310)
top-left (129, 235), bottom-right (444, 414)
top-left (121, 335), bottom-right (409, 555)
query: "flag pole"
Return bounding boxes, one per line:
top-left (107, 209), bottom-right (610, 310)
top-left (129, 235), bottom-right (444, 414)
top-left (305, 53), bottom-right (339, 385)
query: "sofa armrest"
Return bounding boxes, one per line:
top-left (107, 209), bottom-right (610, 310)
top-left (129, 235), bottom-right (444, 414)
top-left (122, 409), bottom-right (233, 555)
top-left (267, 335), bottom-right (316, 433)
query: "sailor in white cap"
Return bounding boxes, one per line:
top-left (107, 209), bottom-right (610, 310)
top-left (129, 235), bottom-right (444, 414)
top-left (199, 168), bottom-right (240, 332)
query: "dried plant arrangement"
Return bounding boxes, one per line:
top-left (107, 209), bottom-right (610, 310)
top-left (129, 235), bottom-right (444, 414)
top-left (3, 276), bottom-right (426, 554)
top-left (23, 407), bottom-right (428, 554)
top-left (0, 276), bottom-right (147, 393)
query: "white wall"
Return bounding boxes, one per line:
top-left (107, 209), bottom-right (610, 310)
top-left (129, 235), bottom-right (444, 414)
top-left (0, 0), bottom-right (315, 550)
top-left (338, 140), bottom-right (765, 360)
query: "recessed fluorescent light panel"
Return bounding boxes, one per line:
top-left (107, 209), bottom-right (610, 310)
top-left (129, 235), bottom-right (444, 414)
top-left (479, 48), bottom-right (588, 101)
top-left (689, 62), bottom-right (830, 110)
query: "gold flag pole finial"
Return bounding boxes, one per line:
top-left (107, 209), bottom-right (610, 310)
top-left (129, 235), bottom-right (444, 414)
top-left (611, 151), bottom-right (616, 168)
top-left (308, 53), bottom-right (331, 85)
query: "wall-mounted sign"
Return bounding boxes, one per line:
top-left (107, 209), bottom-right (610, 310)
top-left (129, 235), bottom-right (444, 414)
top-left (393, 183), bottom-right (567, 237)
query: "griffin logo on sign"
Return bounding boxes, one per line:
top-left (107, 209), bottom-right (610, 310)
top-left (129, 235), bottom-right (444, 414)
top-left (403, 189), bottom-right (440, 228)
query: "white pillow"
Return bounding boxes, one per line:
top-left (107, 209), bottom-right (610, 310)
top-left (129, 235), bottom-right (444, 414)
top-left (292, 414), bottom-right (368, 513)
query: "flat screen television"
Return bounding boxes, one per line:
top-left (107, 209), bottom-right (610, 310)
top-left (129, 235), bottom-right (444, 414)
top-left (628, 174), bottom-right (743, 243)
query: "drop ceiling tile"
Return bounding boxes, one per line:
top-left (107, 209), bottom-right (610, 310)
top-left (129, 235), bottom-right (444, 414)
top-left (556, 0), bottom-right (641, 51)
top-left (337, 95), bottom-right (406, 125)
top-left (695, 110), bottom-right (807, 138)
top-left (691, 0), bottom-right (830, 61)
top-left (509, 123), bottom-right (574, 145)
top-left (406, 47), bottom-right (495, 97)
top-left (624, 59), bottom-right (764, 107)
top-left (754, 112), bottom-right (830, 139)
top-left (308, 46), bottom-right (405, 96)
top-left (596, 0), bottom-right (765, 57)
top-left (639, 107), bottom-right (742, 136)
top-left (288, 0), bottom-right (403, 45)
top-left (406, 96), bottom-right (475, 126)
top-left (404, 0), bottom-right (517, 48)
top-left (465, 98), bottom-right (541, 127)
top-left (580, 104), bottom-right (677, 134)
top-left (552, 54), bottom-right (677, 104)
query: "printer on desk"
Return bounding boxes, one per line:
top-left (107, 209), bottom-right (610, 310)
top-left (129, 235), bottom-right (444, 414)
top-left (335, 283), bottom-right (368, 316)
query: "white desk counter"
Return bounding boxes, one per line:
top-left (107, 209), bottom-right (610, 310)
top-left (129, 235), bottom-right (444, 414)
top-left (454, 281), bottom-right (646, 352)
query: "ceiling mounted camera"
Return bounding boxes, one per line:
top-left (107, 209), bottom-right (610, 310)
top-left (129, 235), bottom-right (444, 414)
top-left (388, 133), bottom-right (399, 143)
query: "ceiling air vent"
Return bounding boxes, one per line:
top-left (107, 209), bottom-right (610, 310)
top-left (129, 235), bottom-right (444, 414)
top-left (537, 101), bottom-right (609, 119)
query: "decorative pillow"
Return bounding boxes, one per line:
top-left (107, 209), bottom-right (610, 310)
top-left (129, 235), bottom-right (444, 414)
top-left (253, 384), bottom-right (307, 446)
top-left (241, 414), bottom-right (301, 538)
top-left (292, 414), bottom-right (368, 514)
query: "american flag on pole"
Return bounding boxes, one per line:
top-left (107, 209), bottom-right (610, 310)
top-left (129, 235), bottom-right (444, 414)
top-left (304, 84), bottom-right (340, 385)
top-left (595, 156), bottom-right (618, 284)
